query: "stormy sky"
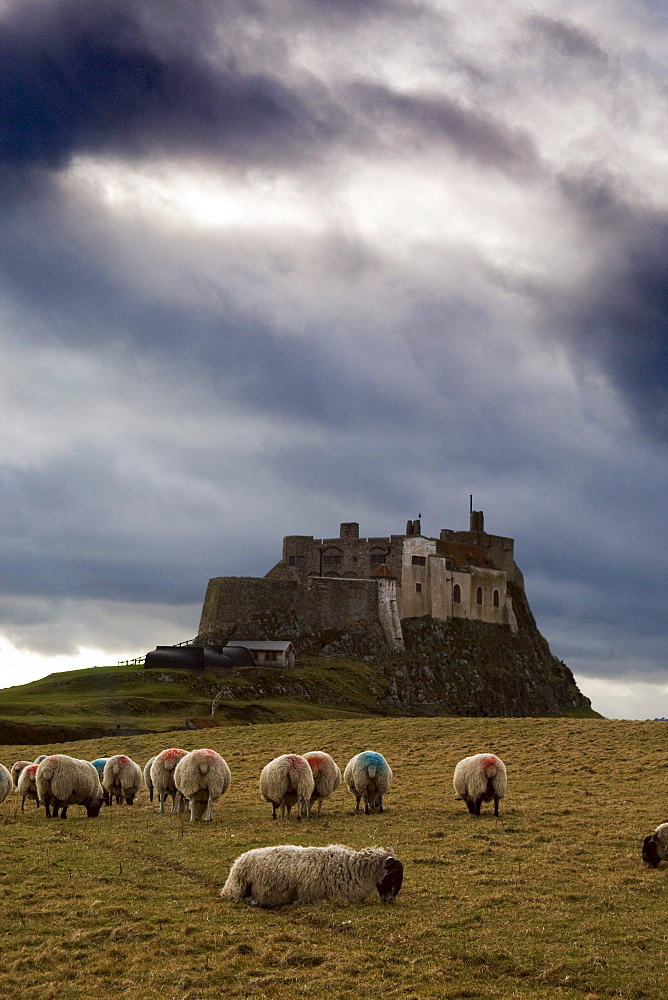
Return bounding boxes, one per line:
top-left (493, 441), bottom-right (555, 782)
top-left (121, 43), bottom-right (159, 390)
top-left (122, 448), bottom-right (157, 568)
top-left (1, 0), bottom-right (666, 718)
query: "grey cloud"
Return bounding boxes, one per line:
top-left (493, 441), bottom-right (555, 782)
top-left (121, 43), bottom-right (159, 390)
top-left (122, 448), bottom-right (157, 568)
top-left (524, 15), bottom-right (609, 68)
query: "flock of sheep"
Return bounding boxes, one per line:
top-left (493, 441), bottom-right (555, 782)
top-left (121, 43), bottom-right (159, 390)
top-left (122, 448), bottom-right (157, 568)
top-left (1, 746), bottom-right (666, 906)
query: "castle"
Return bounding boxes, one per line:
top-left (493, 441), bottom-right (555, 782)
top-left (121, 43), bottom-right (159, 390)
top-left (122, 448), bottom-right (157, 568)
top-left (197, 511), bottom-right (521, 651)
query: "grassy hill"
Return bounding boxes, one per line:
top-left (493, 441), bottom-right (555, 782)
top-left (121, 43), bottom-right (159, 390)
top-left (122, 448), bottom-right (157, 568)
top-left (0, 716), bottom-right (666, 1000)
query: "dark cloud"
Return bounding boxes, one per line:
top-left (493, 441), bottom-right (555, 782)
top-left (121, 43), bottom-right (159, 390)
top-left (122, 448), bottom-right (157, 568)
top-left (525, 15), bottom-right (609, 68)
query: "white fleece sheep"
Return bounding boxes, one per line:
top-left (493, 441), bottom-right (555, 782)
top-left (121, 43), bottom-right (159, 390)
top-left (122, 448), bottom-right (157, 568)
top-left (11, 760), bottom-right (32, 788)
top-left (453, 753), bottom-right (507, 817)
top-left (150, 748), bottom-right (189, 813)
top-left (303, 751), bottom-right (341, 817)
top-left (221, 844), bottom-right (404, 907)
top-left (173, 748), bottom-right (231, 822)
top-left (36, 755), bottom-right (104, 819)
top-left (143, 757), bottom-right (156, 803)
top-left (642, 822), bottom-right (668, 867)
top-left (17, 763), bottom-right (40, 810)
top-left (259, 754), bottom-right (315, 821)
top-left (0, 763), bottom-right (12, 803)
top-left (102, 754), bottom-right (143, 805)
top-left (343, 751), bottom-right (392, 814)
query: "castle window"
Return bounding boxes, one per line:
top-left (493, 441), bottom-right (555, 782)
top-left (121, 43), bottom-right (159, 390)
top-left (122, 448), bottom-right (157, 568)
top-left (323, 554), bottom-right (342, 566)
top-left (370, 553), bottom-right (386, 566)
top-left (453, 584), bottom-right (461, 603)
top-left (415, 583), bottom-right (422, 593)
top-left (411, 555), bottom-right (426, 566)
top-left (493, 589), bottom-right (500, 608)
top-left (288, 555), bottom-right (305, 567)
top-left (476, 587), bottom-right (483, 605)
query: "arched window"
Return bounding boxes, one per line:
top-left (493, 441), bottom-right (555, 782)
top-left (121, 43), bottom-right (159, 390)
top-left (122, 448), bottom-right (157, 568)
top-left (453, 584), bottom-right (461, 604)
top-left (476, 587), bottom-right (483, 605)
top-left (493, 589), bottom-right (500, 608)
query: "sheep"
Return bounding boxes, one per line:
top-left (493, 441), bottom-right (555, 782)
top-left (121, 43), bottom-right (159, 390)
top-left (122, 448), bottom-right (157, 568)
top-left (343, 751), bottom-right (392, 814)
top-left (150, 748), bottom-right (190, 813)
top-left (173, 748), bottom-right (231, 822)
top-left (34, 755), bottom-right (48, 764)
top-left (11, 760), bottom-right (32, 788)
top-left (259, 754), bottom-right (315, 821)
top-left (17, 764), bottom-right (40, 810)
top-left (221, 844), bottom-right (404, 907)
top-left (303, 751), bottom-right (341, 817)
top-left (36, 755), bottom-right (104, 818)
top-left (642, 822), bottom-right (668, 867)
top-left (453, 753), bottom-right (507, 817)
top-left (143, 756), bottom-right (156, 803)
top-left (102, 754), bottom-right (143, 805)
top-left (91, 758), bottom-right (112, 805)
top-left (0, 763), bottom-right (12, 803)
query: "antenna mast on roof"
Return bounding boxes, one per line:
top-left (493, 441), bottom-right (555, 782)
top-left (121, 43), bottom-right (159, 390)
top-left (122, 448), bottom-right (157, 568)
top-left (470, 494), bottom-right (473, 515)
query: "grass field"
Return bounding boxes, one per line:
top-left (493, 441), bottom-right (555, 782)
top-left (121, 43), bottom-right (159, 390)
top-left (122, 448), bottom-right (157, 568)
top-left (1, 716), bottom-right (666, 999)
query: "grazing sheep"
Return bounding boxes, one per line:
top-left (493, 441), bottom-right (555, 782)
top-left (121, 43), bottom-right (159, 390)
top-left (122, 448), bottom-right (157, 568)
top-left (102, 754), bottom-right (143, 805)
top-left (173, 748), bottom-right (231, 822)
top-left (0, 763), bottom-right (12, 803)
top-left (36, 755), bottom-right (104, 819)
top-left (151, 748), bottom-right (189, 813)
top-left (17, 764), bottom-right (40, 810)
top-left (221, 844), bottom-right (404, 907)
top-left (303, 751), bottom-right (341, 817)
top-left (344, 751), bottom-right (392, 814)
top-left (259, 754), bottom-right (315, 821)
top-left (91, 758), bottom-right (112, 805)
top-left (11, 761), bottom-right (32, 788)
top-left (34, 755), bottom-right (48, 764)
top-left (143, 757), bottom-right (156, 803)
top-left (642, 823), bottom-right (668, 867)
top-left (453, 753), bottom-right (507, 817)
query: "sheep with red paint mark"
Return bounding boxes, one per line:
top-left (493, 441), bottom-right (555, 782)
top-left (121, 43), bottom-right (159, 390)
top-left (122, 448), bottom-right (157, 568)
top-left (36, 755), bottom-right (104, 819)
top-left (11, 761), bottom-right (32, 788)
top-left (17, 763), bottom-right (40, 810)
top-left (344, 751), bottom-right (393, 814)
top-left (221, 844), bottom-right (403, 907)
top-left (453, 753), bottom-right (507, 817)
top-left (303, 751), bottom-right (341, 817)
top-left (173, 748), bottom-right (231, 822)
top-left (642, 823), bottom-right (668, 867)
top-left (102, 754), bottom-right (143, 805)
top-left (0, 763), bottom-right (12, 804)
top-left (150, 748), bottom-right (190, 813)
top-left (259, 753), bottom-right (315, 821)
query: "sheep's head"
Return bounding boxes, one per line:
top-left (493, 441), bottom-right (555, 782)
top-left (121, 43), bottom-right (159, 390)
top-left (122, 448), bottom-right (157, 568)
top-left (642, 834), bottom-right (662, 868)
top-left (376, 857), bottom-right (403, 902)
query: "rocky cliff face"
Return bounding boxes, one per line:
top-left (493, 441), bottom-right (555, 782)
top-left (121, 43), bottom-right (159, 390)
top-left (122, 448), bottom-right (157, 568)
top-left (201, 581), bottom-right (594, 718)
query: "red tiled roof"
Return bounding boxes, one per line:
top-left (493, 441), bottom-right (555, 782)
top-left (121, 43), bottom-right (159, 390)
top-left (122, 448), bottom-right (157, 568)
top-left (370, 564), bottom-right (396, 579)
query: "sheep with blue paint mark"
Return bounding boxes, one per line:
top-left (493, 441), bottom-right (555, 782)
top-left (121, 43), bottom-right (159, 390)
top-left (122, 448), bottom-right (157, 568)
top-left (151, 748), bottom-right (190, 813)
top-left (173, 748), bottom-right (231, 822)
top-left (453, 753), bottom-right (507, 817)
top-left (344, 751), bottom-right (392, 814)
top-left (221, 844), bottom-right (403, 906)
top-left (102, 754), bottom-right (143, 805)
top-left (91, 758), bottom-right (112, 805)
top-left (0, 763), bottom-right (12, 804)
top-left (17, 764), bottom-right (40, 810)
top-left (259, 754), bottom-right (315, 821)
top-left (303, 751), bottom-right (341, 817)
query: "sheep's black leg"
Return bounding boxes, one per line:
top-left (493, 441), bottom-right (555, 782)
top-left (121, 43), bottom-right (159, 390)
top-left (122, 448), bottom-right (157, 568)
top-left (474, 798), bottom-right (482, 816)
top-left (60, 804), bottom-right (68, 819)
top-left (466, 799), bottom-right (476, 815)
top-left (271, 804), bottom-right (278, 820)
top-left (355, 795), bottom-right (361, 813)
top-left (494, 795), bottom-right (500, 817)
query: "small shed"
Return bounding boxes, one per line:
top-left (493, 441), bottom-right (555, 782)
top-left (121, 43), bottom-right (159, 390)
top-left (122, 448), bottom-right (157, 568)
top-left (226, 640), bottom-right (296, 668)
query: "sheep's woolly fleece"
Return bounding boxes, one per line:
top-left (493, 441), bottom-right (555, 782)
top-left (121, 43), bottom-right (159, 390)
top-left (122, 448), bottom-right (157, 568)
top-left (221, 844), bottom-right (403, 906)
top-left (642, 823), bottom-right (668, 867)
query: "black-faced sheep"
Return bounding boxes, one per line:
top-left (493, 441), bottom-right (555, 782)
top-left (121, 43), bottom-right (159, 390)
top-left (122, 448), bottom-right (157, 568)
top-left (173, 748), bottom-right (231, 822)
top-left (0, 763), bottom-right (12, 803)
top-left (303, 751), bottom-right (341, 817)
top-left (17, 763), bottom-right (40, 810)
top-left (642, 823), bottom-right (668, 867)
top-left (221, 844), bottom-right (404, 907)
top-left (91, 758), bottom-right (112, 805)
top-left (102, 754), bottom-right (143, 805)
top-left (259, 754), bottom-right (315, 821)
top-left (36, 755), bottom-right (104, 818)
top-left (151, 748), bottom-right (189, 813)
top-left (343, 751), bottom-right (392, 814)
top-left (453, 753), bottom-right (507, 817)
top-left (11, 761), bottom-right (32, 788)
